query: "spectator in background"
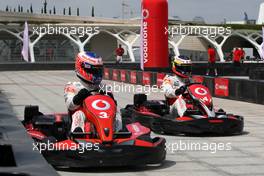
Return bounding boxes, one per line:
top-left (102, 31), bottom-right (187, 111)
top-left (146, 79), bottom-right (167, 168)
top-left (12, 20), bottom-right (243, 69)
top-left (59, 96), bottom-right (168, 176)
top-left (233, 47), bottom-right (241, 66)
top-left (115, 44), bottom-right (124, 63)
top-left (206, 45), bottom-right (218, 77)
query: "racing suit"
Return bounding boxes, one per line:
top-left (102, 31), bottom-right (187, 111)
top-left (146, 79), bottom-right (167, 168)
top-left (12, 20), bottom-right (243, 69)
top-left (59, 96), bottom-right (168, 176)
top-left (64, 81), bottom-right (122, 132)
top-left (162, 75), bottom-right (189, 117)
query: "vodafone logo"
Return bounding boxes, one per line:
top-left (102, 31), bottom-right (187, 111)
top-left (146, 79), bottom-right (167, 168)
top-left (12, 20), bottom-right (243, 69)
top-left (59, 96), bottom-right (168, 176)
top-left (195, 87), bottom-right (208, 96)
top-left (142, 9), bottom-right (149, 19)
top-left (92, 99), bottom-right (110, 111)
top-left (215, 84), bottom-right (228, 90)
top-left (132, 124), bottom-right (140, 133)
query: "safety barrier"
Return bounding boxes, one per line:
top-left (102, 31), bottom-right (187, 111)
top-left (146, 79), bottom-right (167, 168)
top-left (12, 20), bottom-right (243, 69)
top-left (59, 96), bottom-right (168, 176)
top-left (0, 93), bottom-right (58, 176)
top-left (103, 68), bottom-right (264, 105)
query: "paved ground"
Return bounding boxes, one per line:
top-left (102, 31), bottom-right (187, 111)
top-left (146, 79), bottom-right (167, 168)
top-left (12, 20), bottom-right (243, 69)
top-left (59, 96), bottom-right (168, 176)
top-left (0, 71), bottom-right (264, 176)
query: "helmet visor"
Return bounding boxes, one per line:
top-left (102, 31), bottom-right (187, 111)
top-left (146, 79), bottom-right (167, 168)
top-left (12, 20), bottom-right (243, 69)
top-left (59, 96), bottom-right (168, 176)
top-left (177, 64), bottom-right (192, 75)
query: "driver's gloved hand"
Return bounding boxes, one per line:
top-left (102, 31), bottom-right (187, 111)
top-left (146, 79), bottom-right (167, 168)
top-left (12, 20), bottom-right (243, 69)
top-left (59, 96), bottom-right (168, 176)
top-left (73, 88), bottom-right (91, 105)
top-left (175, 86), bottom-right (186, 96)
top-left (107, 92), bottom-right (117, 105)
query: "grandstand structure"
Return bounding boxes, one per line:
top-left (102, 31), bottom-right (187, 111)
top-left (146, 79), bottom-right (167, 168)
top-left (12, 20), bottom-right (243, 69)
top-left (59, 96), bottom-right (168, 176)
top-left (0, 10), bottom-right (263, 62)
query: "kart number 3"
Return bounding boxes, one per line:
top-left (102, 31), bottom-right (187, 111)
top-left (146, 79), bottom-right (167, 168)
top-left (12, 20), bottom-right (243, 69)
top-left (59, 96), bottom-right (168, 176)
top-left (99, 112), bottom-right (109, 119)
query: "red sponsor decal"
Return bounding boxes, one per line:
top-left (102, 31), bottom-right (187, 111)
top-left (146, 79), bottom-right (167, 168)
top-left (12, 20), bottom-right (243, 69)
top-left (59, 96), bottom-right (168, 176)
top-left (112, 69), bottom-right (119, 81)
top-left (130, 71), bottom-right (137, 84)
top-left (156, 73), bottom-right (166, 87)
top-left (120, 70), bottom-right (126, 82)
top-left (215, 78), bottom-right (229, 97)
top-left (209, 119), bottom-right (224, 123)
top-left (104, 68), bottom-right (109, 79)
top-left (192, 75), bottom-right (204, 84)
top-left (143, 72), bottom-right (151, 85)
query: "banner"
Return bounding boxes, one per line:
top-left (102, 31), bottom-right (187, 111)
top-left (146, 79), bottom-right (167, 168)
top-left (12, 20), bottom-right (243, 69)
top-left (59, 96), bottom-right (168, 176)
top-left (21, 21), bottom-right (29, 62)
top-left (156, 73), bottom-right (166, 87)
top-left (104, 68), bottom-right (109, 79)
top-left (112, 69), bottom-right (119, 81)
top-left (192, 75), bottom-right (204, 84)
top-left (120, 70), bottom-right (126, 82)
top-left (130, 71), bottom-right (137, 84)
top-left (215, 78), bottom-right (229, 97)
top-left (142, 72), bottom-right (151, 85)
top-left (140, 4), bottom-right (144, 70)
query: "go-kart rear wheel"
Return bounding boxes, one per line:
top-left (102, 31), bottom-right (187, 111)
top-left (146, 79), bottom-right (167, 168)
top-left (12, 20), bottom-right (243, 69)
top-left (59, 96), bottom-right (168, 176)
top-left (134, 94), bottom-right (147, 107)
top-left (24, 105), bottom-right (41, 122)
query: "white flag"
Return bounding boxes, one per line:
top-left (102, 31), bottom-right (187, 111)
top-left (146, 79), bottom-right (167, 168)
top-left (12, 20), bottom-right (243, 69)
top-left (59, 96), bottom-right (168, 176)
top-left (21, 21), bottom-right (29, 62)
top-left (262, 27), bottom-right (264, 60)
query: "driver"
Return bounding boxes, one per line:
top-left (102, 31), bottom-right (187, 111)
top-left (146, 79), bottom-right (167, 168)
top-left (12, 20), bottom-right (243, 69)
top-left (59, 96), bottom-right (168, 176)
top-left (161, 56), bottom-right (192, 117)
top-left (64, 52), bottom-right (122, 133)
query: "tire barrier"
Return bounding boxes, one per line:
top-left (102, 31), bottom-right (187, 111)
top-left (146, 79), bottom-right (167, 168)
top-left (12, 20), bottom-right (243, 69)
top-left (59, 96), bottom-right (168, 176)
top-left (103, 68), bottom-right (264, 105)
top-left (249, 67), bottom-right (264, 80)
top-left (0, 93), bottom-right (58, 176)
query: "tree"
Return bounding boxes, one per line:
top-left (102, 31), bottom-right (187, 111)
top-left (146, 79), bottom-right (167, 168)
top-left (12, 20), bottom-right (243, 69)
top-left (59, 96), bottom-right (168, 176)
top-left (13, 8), bottom-right (16, 12)
top-left (6, 6), bottom-right (8, 12)
top-left (27, 9), bottom-right (29, 13)
top-left (49, 9), bottom-right (52, 14)
top-left (77, 7), bottom-right (79, 16)
top-left (21, 6), bottom-right (23, 12)
top-left (18, 5), bottom-right (20, 12)
top-left (41, 8), bottom-right (43, 14)
top-left (44, 0), bottom-right (47, 14)
top-left (91, 6), bottom-right (95, 17)
top-left (30, 4), bottom-right (33, 13)
top-left (53, 6), bottom-right (56, 14)
top-left (63, 8), bottom-right (66, 15)
top-left (68, 7), bottom-right (71, 15)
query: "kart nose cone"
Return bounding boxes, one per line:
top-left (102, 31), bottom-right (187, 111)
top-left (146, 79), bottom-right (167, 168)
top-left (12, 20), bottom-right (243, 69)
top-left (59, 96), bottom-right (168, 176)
top-left (104, 128), bottom-right (110, 137)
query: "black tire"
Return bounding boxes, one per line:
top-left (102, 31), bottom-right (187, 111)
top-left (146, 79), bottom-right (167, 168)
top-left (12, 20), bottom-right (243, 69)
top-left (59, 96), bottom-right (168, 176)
top-left (120, 108), bottom-right (134, 127)
top-left (24, 105), bottom-right (40, 122)
top-left (134, 94), bottom-right (147, 107)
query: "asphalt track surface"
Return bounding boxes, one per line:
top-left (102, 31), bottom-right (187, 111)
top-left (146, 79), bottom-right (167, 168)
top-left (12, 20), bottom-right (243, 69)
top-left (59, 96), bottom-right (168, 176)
top-left (0, 71), bottom-right (264, 176)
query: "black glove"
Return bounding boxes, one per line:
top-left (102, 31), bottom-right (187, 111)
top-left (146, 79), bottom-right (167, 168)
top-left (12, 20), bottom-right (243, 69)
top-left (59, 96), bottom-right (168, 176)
top-left (175, 86), bottom-right (186, 96)
top-left (73, 88), bottom-right (91, 105)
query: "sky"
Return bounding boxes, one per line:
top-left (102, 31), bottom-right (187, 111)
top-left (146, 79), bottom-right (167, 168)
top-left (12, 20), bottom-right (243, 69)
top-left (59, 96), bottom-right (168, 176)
top-left (0, 0), bottom-right (263, 23)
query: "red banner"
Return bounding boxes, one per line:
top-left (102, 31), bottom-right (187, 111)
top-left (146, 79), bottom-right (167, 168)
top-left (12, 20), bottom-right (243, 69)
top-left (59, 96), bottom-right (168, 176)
top-left (112, 69), bottom-right (119, 81)
top-left (143, 72), bottom-right (151, 85)
top-left (130, 71), bottom-right (137, 84)
top-left (192, 75), bottom-right (204, 84)
top-left (156, 73), bottom-right (166, 87)
top-left (104, 68), bottom-right (109, 79)
top-left (215, 78), bottom-right (229, 97)
top-left (120, 70), bottom-right (126, 82)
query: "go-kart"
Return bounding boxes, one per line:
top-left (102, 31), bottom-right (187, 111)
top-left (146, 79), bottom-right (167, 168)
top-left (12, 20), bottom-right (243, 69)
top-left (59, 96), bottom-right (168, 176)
top-left (121, 83), bottom-right (244, 135)
top-left (22, 93), bottom-right (166, 168)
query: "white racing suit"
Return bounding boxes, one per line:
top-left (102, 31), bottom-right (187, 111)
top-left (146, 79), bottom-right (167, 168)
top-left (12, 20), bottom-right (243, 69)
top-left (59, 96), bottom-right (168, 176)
top-left (161, 75), bottom-right (188, 117)
top-left (64, 81), bottom-right (122, 132)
